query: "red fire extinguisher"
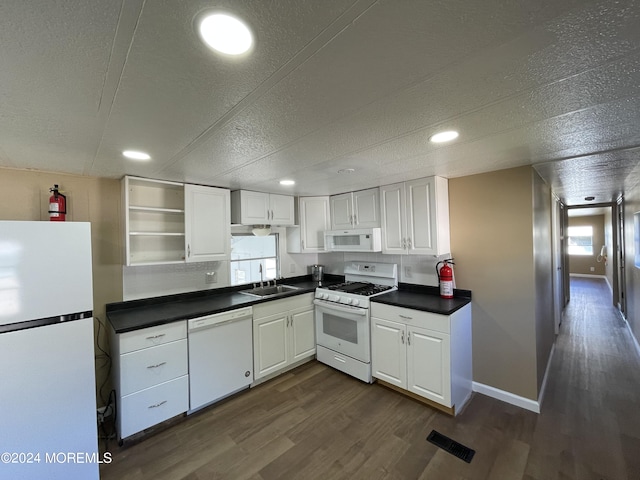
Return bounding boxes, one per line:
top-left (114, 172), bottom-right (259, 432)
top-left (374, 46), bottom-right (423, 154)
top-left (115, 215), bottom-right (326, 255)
top-left (48, 184), bottom-right (67, 221)
top-left (436, 259), bottom-right (455, 299)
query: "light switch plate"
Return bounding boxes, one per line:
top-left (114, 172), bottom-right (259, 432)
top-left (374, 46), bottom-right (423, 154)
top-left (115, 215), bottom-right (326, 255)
top-left (206, 272), bottom-right (217, 284)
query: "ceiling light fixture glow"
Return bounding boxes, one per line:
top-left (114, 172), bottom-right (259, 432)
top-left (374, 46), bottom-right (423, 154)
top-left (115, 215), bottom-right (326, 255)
top-left (279, 179), bottom-right (295, 186)
top-left (122, 150), bottom-right (151, 161)
top-left (198, 13), bottom-right (253, 55)
top-left (429, 130), bottom-right (459, 143)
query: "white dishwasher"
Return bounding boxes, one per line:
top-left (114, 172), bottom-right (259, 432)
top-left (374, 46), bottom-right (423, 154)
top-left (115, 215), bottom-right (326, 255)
top-left (187, 306), bottom-right (253, 412)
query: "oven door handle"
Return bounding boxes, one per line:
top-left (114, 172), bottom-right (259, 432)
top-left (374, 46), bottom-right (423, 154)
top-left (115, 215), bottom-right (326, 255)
top-left (313, 299), bottom-right (368, 315)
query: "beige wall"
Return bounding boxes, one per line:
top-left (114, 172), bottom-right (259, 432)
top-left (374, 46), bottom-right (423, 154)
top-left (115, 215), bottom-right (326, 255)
top-left (532, 170), bottom-right (555, 393)
top-left (449, 166), bottom-right (539, 400)
top-left (568, 215), bottom-right (606, 276)
top-left (0, 167), bottom-right (123, 406)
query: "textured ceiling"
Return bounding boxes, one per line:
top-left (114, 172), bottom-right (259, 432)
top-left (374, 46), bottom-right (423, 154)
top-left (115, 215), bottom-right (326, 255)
top-left (1, 0), bottom-right (639, 205)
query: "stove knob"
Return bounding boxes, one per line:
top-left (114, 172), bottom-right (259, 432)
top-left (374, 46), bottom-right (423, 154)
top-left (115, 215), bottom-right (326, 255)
top-left (320, 293), bottom-right (329, 300)
top-left (328, 294), bottom-right (340, 302)
top-left (352, 299), bottom-right (360, 306)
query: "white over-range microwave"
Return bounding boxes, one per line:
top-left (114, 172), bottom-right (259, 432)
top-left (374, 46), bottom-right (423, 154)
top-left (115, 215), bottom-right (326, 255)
top-left (324, 228), bottom-right (382, 252)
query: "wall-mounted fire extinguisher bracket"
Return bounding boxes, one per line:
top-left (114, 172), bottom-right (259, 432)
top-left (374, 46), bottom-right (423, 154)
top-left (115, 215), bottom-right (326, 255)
top-left (48, 184), bottom-right (67, 222)
top-left (436, 258), bottom-right (455, 299)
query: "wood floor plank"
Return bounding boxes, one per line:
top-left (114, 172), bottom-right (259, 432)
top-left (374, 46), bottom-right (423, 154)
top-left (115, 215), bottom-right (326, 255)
top-left (487, 439), bottom-right (530, 480)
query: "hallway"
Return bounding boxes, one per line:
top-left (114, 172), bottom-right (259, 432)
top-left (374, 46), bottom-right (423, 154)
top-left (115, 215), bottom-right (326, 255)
top-left (527, 276), bottom-right (640, 479)
top-left (101, 277), bottom-right (640, 480)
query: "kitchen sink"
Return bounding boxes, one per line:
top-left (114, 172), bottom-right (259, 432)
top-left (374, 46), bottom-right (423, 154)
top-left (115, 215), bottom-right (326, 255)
top-left (239, 284), bottom-right (300, 298)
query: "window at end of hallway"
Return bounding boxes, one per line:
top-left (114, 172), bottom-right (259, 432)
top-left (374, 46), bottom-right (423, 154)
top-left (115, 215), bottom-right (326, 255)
top-left (568, 225), bottom-right (593, 256)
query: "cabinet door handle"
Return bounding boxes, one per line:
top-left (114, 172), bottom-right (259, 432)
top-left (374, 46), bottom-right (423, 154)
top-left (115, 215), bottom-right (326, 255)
top-left (399, 314), bottom-right (412, 320)
top-left (148, 400), bottom-right (167, 409)
top-left (146, 334), bottom-right (166, 340)
top-left (301, 240), bottom-right (305, 250)
top-left (407, 238), bottom-right (412, 249)
top-left (147, 362), bottom-right (166, 369)
top-left (407, 332), bottom-right (411, 346)
top-left (401, 238), bottom-right (406, 249)
top-left (286, 317), bottom-right (289, 327)
top-left (401, 331), bottom-right (405, 344)
top-left (187, 244), bottom-right (191, 257)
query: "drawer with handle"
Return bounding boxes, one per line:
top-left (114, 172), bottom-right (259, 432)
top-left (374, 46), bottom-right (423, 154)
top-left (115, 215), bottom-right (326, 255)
top-left (371, 303), bottom-right (450, 334)
top-left (119, 321), bottom-right (187, 354)
top-left (119, 375), bottom-right (188, 439)
top-left (119, 339), bottom-right (188, 396)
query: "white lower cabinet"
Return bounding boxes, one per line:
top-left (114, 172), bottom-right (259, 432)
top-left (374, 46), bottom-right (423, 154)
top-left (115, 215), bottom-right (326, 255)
top-left (110, 321), bottom-right (189, 440)
top-left (253, 293), bottom-right (315, 380)
top-left (371, 302), bottom-right (471, 414)
top-left (119, 376), bottom-right (189, 440)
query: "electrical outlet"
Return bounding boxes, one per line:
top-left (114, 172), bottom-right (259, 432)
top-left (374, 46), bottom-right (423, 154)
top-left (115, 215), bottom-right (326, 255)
top-left (206, 272), bottom-right (217, 284)
top-left (404, 266), bottom-right (412, 278)
top-left (290, 263), bottom-right (296, 273)
top-left (590, 267), bottom-right (595, 272)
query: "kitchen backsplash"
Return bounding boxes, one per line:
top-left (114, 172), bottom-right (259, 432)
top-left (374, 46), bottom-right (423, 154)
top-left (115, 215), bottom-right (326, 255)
top-left (123, 261), bottom-right (229, 301)
top-left (123, 226), bottom-right (319, 300)
top-left (319, 251), bottom-right (451, 286)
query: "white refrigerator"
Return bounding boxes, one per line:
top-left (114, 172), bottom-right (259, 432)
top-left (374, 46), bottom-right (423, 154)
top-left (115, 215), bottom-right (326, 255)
top-left (0, 221), bottom-right (99, 480)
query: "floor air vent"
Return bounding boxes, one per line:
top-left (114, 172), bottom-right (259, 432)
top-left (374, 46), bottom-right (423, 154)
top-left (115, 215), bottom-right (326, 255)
top-left (426, 430), bottom-right (475, 463)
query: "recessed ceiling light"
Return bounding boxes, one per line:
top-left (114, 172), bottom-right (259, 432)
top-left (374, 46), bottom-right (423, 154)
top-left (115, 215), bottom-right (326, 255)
top-left (429, 130), bottom-right (459, 143)
top-left (198, 13), bottom-right (253, 55)
top-left (279, 179), bottom-right (295, 186)
top-left (337, 168), bottom-right (356, 174)
top-left (122, 150), bottom-right (151, 161)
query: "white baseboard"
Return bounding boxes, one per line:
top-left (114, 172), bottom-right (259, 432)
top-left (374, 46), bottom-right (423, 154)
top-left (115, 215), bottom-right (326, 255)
top-left (625, 319), bottom-right (640, 359)
top-left (473, 343), bottom-right (556, 414)
top-left (569, 273), bottom-right (606, 279)
top-left (537, 343), bottom-right (556, 410)
top-left (472, 382), bottom-right (540, 413)
top-left (605, 276), bottom-right (613, 294)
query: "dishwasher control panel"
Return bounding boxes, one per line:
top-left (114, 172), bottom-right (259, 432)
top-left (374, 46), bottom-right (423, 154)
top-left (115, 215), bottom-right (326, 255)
top-left (188, 306), bottom-right (253, 331)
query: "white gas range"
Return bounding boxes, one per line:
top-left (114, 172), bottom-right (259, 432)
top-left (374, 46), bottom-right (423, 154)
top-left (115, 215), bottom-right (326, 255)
top-left (314, 262), bottom-right (397, 383)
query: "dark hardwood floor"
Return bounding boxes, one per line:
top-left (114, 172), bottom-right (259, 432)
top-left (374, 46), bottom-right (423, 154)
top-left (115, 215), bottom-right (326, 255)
top-left (100, 277), bottom-right (640, 479)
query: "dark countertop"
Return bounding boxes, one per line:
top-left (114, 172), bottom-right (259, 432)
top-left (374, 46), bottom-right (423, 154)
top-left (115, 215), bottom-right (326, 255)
top-left (107, 277), bottom-right (472, 334)
top-left (371, 283), bottom-right (471, 315)
top-left (106, 276), bottom-right (342, 334)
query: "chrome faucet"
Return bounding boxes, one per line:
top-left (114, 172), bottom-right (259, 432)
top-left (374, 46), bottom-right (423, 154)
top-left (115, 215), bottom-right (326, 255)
top-left (259, 264), bottom-right (264, 288)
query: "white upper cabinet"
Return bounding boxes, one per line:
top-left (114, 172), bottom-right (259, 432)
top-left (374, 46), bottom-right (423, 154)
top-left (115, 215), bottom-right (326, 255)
top-left (123, 176), bottom-right (230, 266)
top-left (184, 184), bottom-right (230, 262)
top-left (124, 176), bottom-right (186, 266)
top-left (231, 190), bottom-right (294, 226)
top-left (380, 176), bottom-right (450, 256)
top-left (269, 194), bottom-right (295, 225)
top-left (287, 196), bottom-right (330, 253)
top-left (330, 187), bottom-right (380, 230)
